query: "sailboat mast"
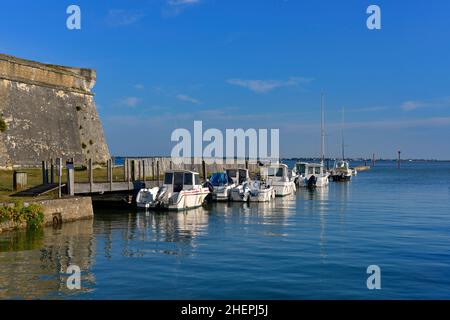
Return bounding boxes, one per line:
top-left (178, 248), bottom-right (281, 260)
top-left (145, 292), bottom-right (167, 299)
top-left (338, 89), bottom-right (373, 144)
top-left (320, 93), bottom-right (325, 165)
top-left (341, 108), bottom-right (345, 161)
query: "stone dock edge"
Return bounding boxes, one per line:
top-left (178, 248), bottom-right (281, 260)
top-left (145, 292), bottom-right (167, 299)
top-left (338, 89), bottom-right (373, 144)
top-left (0, 197), bottom-right (94, 233)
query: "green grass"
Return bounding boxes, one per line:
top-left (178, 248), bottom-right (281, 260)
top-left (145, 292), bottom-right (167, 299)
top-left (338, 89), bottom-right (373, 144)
top-left (0, 166), bottom-right (128, 202)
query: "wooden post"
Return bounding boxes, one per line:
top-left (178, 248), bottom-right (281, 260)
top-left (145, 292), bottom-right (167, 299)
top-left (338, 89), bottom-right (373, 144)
top-left (152, 160), bottom-right (155, 180)
top-left (127, 158), bottom-right (131, 191)
top-left (50, 159), bottom-right (54, 184)
top-left (13, 171), bottom-right (27, 191)
top-left (245, 159), bottom-right (249, 170)
top-left (66, 160), bottom-right (75, 196)
top-left (157, 160), bottom-right (160, 185)
top-left (130, 160), bottom-right (136, 181)
top-left (124, 158), bottom-right (128, 182)
top-left (107, 158), bottom-right (113, 192)
top-left (202, 160), bottom-right (207, 181)
top-left (142, 159), bottom-right (146, 183)
top-left (42, 161), bottom-right (48, 185)
top-left (88, 158), bottom-right (93, 193)
top-left (138, 160), bottom-right (142, 180)
top-left (57, 158), bottom-right (62, 198)
top-left (397, 150), bottom-right (401, 169)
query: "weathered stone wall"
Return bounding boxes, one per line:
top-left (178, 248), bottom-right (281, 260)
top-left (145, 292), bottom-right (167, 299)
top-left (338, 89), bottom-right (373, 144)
top-left (0, 54), bottom-right (110, 167)
top-left (0, 196), bottom-right (93, 233)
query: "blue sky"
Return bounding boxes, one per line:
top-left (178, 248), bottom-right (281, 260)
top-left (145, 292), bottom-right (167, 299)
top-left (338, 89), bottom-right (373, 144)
top-left (1, 0), bottom-right (450, 159)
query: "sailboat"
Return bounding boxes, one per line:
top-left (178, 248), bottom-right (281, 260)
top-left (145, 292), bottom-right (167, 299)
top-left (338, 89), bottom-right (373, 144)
top-left (330, 108), bottom-right (353, 182)
top-left (294, 93), bottom-right (330, 188)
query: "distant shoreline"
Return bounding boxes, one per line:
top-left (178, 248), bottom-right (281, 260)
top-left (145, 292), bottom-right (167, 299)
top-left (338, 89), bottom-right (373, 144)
top-left (110, 156), bottom-right (450, 163)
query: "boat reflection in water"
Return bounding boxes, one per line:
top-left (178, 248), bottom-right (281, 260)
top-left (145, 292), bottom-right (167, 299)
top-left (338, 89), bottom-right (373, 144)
top-left (94, 207), bottom-right (210, 258)
top-left (0, 219), bottom-right (95, 299)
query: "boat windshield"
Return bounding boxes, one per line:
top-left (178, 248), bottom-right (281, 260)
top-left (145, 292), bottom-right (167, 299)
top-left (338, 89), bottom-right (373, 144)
top-left (267, 167), bottom-right (284, 177)
top-left (335, 161), bottom-right (349, 169)
top-left (238, 169), bottom-right (248, 184)
top-left (173, 172), bottom-right (184, 192)
top-left (307, 165), bottom-right (322, 175)
top-left (194, 174), bottom-right (201, 186)
top-left (164, 172), bottom-right (173, 184)
top-left (184, 172), bottom-right (193, 185)
top-left (210, 173), bottom-right (232, 186)
top-left (226, 169), bottom-right (237, 178)
top-left (296, 163), bottom-right (306, 174)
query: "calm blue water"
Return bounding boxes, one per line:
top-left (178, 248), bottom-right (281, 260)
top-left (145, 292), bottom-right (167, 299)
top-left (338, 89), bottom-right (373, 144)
top-left (1, 161), bottom-right (450, 299)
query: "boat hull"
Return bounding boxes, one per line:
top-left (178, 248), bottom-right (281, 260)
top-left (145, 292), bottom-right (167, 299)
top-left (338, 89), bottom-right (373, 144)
top-left (230, 186), bottom-right (275, 202)
top-left (330, 174), bottom-right (352, 182)
top-left (299, 175), bottom-right (330, 188)
top-left (272, 182), bottom-right (296, 196)
top-left (139, 188), bottom-right (210, 211)
top-left (211, 186), bottom-right (234, 202)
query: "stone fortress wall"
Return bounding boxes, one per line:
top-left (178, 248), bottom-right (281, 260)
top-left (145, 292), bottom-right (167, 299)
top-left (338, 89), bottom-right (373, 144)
top-left (0, 54), bottom-right (110, 168)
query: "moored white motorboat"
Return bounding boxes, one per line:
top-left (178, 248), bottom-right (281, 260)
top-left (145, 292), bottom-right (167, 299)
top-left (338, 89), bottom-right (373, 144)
top-left (136, 170), bottom-right (210, 210)
top-left (136, 187), bottom-right (160, 209)
top-left (299, 162), bottom-right (330, 188)
top-left (330, 108), bottom-right (353, 182)
top-left (330, 160), bottom-right (352, 182)
top-left (292, 162), bottom-right (308, 186)
top-left (206, 172), bottom-right (235, 201)
top-left (261, 163), bottom-right (296, 196)
top-left (230, 180), bottom-right (275, 202)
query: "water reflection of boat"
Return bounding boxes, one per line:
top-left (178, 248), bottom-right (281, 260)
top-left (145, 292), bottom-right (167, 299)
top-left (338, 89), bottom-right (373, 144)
top-left (298, 184), bottom-right (330, 202)
top-left (139, 207), bottom-right (209, 244)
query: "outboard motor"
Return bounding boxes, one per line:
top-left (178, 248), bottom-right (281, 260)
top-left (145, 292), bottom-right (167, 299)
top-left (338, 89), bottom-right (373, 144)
top-left (155, 186), bottom-right (167, 202)
top-left (242, 182), bottom-right (251, 201)
top-left (307, 175), bottom-right (317, 188)
top-left (204, 180), bottom-right (214, 193)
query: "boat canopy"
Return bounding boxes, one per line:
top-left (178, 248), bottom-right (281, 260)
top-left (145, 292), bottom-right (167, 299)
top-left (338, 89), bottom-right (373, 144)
top-left (263, 164), bottom-right (288, 178)
top-left (210, 172), bottom-right (233, 186)
top-left (305, 163), bottom-right (323, 175)
top-left (335, 160), bottom-right (349, 169)
top-left (164, 171), bottom-right (201, 188)
top-left (295, 162), bottom-right (307, 174)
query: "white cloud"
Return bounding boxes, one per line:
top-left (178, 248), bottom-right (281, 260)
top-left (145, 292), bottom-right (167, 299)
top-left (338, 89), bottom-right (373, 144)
top-left (118, 97), bottom-right (141, 107)
top-left (401, 101), bottom-right (424, 111)
top-left (163, 0), bottom-right (201, 17)
top-left (134, 84), bottom-right (145, 90)
top-left (106, 10), bottom-right (144, 27)
top-left (227, 77), bottom-right (312, 93)
top-left (347, 106), bottom-right (388, 113)
top-left (401, 97), bottom-right (450, 111)
top-left (168, 0), bottom-right (200, 6)
top-left (176, 94), bottom-right (200, 104)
